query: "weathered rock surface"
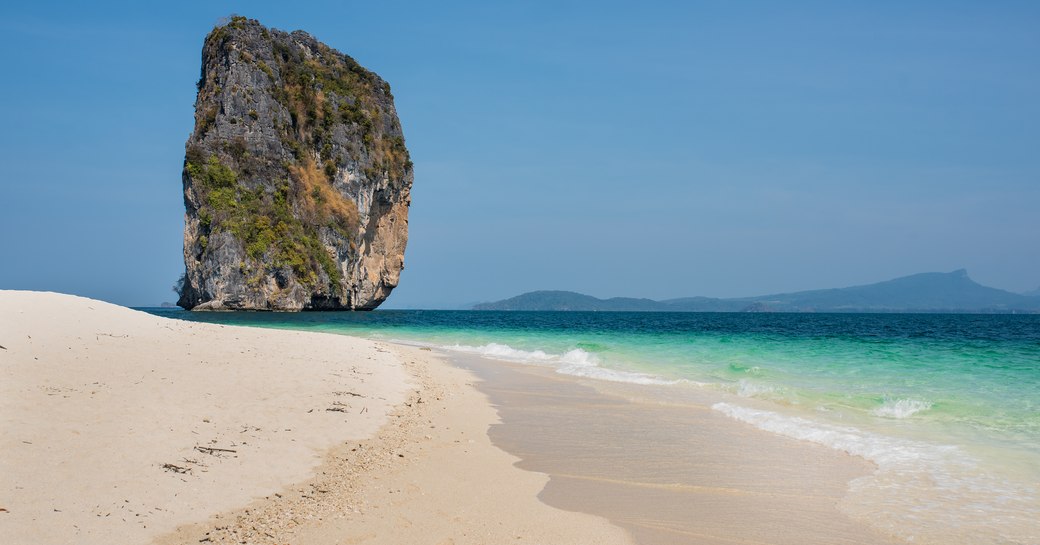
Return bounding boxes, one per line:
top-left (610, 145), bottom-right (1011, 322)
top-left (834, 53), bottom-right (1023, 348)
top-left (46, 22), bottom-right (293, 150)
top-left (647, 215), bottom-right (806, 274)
top-left (177, 16), bottom-right (412, 310)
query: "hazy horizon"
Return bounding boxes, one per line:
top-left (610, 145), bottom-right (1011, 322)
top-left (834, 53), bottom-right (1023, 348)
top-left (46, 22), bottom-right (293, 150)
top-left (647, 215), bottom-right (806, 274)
top-left (397, 269), bottom-right (1039, 310)
top-left (2, 1), bottom-right (1037, 308)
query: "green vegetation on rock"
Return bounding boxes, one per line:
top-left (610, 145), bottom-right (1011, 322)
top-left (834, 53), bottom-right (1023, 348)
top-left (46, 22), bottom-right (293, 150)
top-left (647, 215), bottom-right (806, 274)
top-left (186, 153), bottom-right (342, 290)
top-left (178, 16), bottom-right (412, 311)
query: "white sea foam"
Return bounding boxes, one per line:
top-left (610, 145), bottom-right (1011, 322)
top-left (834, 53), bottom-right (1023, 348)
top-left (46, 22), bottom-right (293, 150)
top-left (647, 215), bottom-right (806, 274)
top-left (712, 402), bottom-right (1040, 544)
top-left (872, 398), bottom-right (933, 419)
top-left (736, 379), bottom-right (777, 398)
top-left (443, 343), bottom-right (679, 386)
top-left (712, 402), bottom-right (955, 466)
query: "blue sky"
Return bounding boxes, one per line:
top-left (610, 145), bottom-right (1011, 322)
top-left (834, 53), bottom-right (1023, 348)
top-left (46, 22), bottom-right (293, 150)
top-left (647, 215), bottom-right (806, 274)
top-left (1, 1), bottom-right (1038, 308)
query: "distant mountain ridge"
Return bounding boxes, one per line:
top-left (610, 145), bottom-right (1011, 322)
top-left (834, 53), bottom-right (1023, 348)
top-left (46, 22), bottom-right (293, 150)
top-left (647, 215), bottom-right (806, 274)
top-left (473, 270), bottom-right (1040, 313)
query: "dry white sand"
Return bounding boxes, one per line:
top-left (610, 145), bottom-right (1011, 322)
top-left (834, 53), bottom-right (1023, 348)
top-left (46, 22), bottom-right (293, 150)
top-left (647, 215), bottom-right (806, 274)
top-left (0, 291), bottom-right (632, 545)
top-left (0, 291), bottom-right (408, 544)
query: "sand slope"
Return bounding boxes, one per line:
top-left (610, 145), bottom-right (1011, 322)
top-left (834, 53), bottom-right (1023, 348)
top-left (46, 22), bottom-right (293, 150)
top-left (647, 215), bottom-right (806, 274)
top-left (0, 291), bottom-right (408, 544)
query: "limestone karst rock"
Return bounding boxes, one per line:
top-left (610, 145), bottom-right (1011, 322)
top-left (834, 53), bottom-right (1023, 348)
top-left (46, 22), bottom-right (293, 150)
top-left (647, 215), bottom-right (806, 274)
top-left (176, 16), bottom-right (411, 310)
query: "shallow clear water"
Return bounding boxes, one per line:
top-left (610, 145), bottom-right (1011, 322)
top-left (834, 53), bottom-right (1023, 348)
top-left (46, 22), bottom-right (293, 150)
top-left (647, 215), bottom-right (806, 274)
top-left (144, 309), bottom-right (1040, 543)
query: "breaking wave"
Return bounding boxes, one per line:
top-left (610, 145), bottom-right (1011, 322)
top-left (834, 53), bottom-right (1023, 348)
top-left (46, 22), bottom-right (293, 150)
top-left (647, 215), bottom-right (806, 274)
top-left (442, 342), bottom-right (679, 386)
top-left (872, 398), bottom-right (933, 419)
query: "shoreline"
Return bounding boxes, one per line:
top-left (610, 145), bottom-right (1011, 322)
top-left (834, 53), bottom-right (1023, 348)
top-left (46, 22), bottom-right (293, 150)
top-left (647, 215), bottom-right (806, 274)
top-left (453, 353), bottom-right (902, 545)
top-left (157, 345), bottom-right (900, 545)
top-left (0, 291), bottom-right (632, 545)
top-left (2, 291), bottom-right (909, 545)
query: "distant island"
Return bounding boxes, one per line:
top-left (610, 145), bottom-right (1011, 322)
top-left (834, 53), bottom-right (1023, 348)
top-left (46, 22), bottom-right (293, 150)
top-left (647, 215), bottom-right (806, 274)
top-left (474, 270), bottom-right (1040, 313)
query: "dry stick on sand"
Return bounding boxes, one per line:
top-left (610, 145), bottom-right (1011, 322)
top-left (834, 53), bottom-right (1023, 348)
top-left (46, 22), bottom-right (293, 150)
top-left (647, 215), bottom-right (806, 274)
top-left (194, 446), bottom-right (237, 455)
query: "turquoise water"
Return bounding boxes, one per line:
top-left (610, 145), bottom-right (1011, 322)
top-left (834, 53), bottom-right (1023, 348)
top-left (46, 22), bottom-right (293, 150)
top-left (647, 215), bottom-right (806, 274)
top-left (145, 309), bottom-right (1040, 543)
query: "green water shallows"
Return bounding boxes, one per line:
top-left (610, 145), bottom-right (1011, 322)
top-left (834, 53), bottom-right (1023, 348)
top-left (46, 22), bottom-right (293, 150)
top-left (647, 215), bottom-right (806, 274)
top-left (145, 309), bottom-right (1040, 544)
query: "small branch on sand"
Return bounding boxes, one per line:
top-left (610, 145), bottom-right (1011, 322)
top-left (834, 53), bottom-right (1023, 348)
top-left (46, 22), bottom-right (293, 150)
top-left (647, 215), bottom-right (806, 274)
top-left (326, 407), bottom-right (350, 413)
top-left (333, 391), bottom-right (365, 397)
top-left (95, 333), bottom-right (129, 338)
top-left (194, 446), bottom-right (237, 455)
top-left (0, 344), bottom-right (6, 350)
top-left (360, 406), bottom-right (368, 414)
top-left (162, 463), bottom-right (191, 474)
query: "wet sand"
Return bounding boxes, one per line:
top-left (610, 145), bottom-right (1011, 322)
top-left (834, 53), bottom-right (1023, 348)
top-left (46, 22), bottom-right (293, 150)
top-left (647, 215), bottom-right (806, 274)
top-left (453, 353), bottom-right (903, 545)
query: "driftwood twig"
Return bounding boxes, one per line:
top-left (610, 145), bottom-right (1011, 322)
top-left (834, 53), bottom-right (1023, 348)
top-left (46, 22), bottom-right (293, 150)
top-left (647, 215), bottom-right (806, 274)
top-left (194, 446), bottom-right (237, 455)
top-left (162, 463), bottom-right (190, 474)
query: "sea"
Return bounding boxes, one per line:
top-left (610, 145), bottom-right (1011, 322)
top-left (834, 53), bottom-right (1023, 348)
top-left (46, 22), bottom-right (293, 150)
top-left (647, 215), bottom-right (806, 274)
top-left (144, 309), bottom-right (1040, 544)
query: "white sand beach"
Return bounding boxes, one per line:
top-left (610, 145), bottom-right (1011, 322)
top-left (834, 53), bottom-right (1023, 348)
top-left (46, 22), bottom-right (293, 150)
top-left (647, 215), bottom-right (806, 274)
top-left (0, 291), bottom-right (631, 545)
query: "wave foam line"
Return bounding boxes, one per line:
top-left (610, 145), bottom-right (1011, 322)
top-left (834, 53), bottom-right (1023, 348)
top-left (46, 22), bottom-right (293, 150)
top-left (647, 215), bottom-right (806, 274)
top-left (736, 379), bottom-right (778, 399)
top-left (443, 342), bottom-right (679, 386)
top-left (712, 402), bottom-right (956, 467)
top-left (872, 398), bottom-right (933, 419)
top-left (713, 404), bottom-right (1039, 544)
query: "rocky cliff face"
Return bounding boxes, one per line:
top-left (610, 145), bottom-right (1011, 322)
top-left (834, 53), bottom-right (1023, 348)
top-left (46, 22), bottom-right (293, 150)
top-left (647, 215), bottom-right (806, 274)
top-left (177, 16), bottom-right (412, 310)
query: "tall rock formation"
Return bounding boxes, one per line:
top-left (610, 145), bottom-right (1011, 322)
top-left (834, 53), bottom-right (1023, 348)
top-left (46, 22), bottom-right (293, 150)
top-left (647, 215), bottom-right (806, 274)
top-left (176, 16), bottom-right (412, 310)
